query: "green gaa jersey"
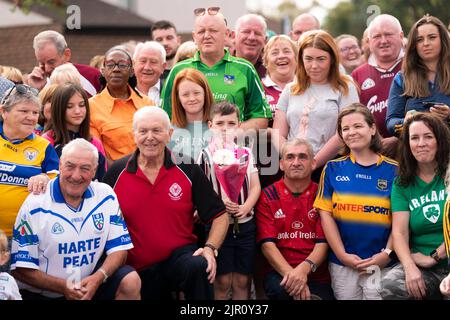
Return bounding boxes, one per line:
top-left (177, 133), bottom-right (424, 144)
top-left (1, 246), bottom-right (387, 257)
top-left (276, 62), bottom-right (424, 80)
top-left (161, 49), bottom-right (271, 122)
top-left (391, 175), bottom-right (447, 260)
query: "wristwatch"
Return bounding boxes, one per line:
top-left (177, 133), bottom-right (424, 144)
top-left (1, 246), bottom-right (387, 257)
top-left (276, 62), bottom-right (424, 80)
top-left (381, 248), bottom-right (398, 261)
top-left (430, 249), bottom-right (440, 262)
top-left (204, 243), bottom-right (219, 258)
top-left (304, 259), bottom-right (317, 272)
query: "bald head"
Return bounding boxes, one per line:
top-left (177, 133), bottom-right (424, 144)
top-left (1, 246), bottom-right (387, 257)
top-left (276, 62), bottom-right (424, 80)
top-left (367, 14), bottom-right (403, 65)
top-left (193, 13), bottom-right (228, 58)
top-left (291, 13), bottom-right (320, 42)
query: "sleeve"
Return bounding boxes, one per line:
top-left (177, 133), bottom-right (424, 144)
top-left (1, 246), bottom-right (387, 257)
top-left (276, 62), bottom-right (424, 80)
top-left (339, 80), bottom-right (360, 111)
top-left (276, 84), bottom-right (291, 113)
top-left (314, 210), bottom-right (327, 243)
top-left (88, 99), bottom-right (102, 140)
top-left (313, 162), bottom-right (334, 212)
top-left (10, 199), bottom-right (40, 271)
top-left (247, 148), bottom-right (258, 175)
top-left (105, 194), bottom-right (134, 255)
top-left (244, 64), bottom-right (272, 120)
top-left (41, 143), bottom-right (59, 177)
top-left (191, 164), bottom-right (226, 224)
top-left (390, 178), bottom-right (410, 213)
top-left (255, 192), bottom-right (277, 244)
top-left (160, 67), bottom-right (178, 119)
top-left (443, 200), bottom-right (450, 261)
top-left (386, 73), bottom-right (408, 136)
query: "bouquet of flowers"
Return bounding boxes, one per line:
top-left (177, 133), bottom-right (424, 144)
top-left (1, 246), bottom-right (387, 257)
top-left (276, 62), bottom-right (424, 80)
top-left (210, 137), bottom-right (250, 236)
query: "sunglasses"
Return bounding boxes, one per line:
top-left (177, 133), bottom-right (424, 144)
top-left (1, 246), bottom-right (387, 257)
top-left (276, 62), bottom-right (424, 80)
top-left (194, 7), bottom-right (220, 16)
top-left (1, 84), bottom-right (39, 105)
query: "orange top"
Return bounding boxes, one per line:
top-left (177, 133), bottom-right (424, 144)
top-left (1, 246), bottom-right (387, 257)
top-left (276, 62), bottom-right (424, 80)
top-left (89, 86), bottom-right (154, 160)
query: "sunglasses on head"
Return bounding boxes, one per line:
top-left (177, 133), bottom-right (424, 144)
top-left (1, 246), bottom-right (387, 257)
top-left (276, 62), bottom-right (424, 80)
top-left (194, 7), bottom-right (220, 16)
top-left (1, 84), bottom-right (39, 105)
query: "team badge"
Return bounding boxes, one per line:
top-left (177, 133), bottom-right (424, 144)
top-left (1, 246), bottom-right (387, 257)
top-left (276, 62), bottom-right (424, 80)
top-left (361, 78), bottom-right (375, 90)
top-left (92, 213), bottom-right (104, 231)
top-left (23, 147), bottom-right (39, 162)
top-left (291, 221), bottom-right (304, 230)
top-left (423, 204), bottom-right (440, 224)
top-left (307, 208), bottom-right (318, 221)
top-left (274, 209), bottom-right (285, 219)
top-left (224, 74), bottom-right (235, 85)
top-left (377, 179), bottom-right (388, 191)
top-left (51, 222), bottom-right (64, 234)
top-left (169, 183), bottom-right (183, 201)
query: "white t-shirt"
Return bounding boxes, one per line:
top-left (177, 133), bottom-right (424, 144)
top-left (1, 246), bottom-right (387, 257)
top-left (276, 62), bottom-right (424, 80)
top-left (0, 272), bottom-right (22, 300)
top-left (277, 80), bottom-right (359, 155)
top-left (10, 178), bottom-right (133, 298)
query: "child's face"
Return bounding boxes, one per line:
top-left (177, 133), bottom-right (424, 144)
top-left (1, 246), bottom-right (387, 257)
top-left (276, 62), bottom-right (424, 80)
top-left (209, 113), bottom-right (239, 140)
top-left (0, 247), bottom-right (9, 266)
top-left (178, 80), bottom-right (205, 118)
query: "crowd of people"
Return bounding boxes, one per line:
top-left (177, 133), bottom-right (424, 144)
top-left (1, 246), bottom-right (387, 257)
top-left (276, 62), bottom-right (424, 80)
top-left (0, 8), bottom-right (449, 301)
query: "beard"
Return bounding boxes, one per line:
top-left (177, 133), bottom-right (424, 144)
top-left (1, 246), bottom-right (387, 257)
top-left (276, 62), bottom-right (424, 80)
top-left (166, 51), bottom-right (177, 60)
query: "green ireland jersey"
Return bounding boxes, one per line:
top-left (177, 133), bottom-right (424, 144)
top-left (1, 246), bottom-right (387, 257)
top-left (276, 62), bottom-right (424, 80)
top-left (391, 174), bottom-right (447, 259)
top-left (161, 49), bottom-right (271, 122)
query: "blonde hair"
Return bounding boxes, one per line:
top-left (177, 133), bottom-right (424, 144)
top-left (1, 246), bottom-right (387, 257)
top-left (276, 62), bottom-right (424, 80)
top-left (1, 66), bottom-right (23, 84)
top-left (49, 63), bottom-right (82, 86)
top-left (0, 229), bottom-right (7, 253)
top-left (174, 41), bottom-right (198, 64)
top-left (263, 35), bottom-right (298, 73)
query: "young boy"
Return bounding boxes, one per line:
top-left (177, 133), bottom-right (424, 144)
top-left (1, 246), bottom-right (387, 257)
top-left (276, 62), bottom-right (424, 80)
top-left (197, 101), bottom-right (261, 300)
top-left (0, 230), bottom-right (21, 300)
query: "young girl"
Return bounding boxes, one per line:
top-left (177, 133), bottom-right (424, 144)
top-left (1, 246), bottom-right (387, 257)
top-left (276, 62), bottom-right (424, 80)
top-left (169, 68), bottom-right (214, 162)
top-left (198, 102), bottom-right (261, 300)
top-left (42, 83), bottom-right (107, 181)
top-left (0, 229), bottom-right (21, 300)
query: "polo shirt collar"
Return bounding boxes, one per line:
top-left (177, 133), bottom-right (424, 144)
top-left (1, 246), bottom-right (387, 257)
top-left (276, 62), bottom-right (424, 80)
top-left (279, 178), bottom-right (315, 199)
top-left (50, 176), bottom-right (94, 204)
top-left (368, 49), bottom-right (404, 72)
top-left (0, 122), bottom-right (35, 143)
top-left (126, 147), bottom-right (176, 174)
top-left (99, 85), bottom-right (143, 113)
top-left (262, 75), bottom-right (283, 91)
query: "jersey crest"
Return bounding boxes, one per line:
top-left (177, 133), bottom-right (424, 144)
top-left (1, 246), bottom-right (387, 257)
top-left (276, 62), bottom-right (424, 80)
top-left (92, 213), bottom-right (104, 231)
top-left (423, 204), bottom-right (440, 224)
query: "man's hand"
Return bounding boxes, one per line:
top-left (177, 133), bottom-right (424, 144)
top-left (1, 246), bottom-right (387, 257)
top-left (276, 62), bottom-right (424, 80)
top-left (79, 272), bottom-right (104, 300)
top-left (338, 253), bottom-right (363, 269)
top-left (355, 252), bottom-right (391, 275)
top-left (28, 66), bottom-right (47, 90)
top-left (440, 274), bottom-right (450, 297)
top-left (280, 262), bottom-right (310, 296)
top-left (28, 173), bottom-right (50, 195)
top-left (293, 284), bottom-right (311, 300)
top-left (193, 247), bottom-right (217, 284)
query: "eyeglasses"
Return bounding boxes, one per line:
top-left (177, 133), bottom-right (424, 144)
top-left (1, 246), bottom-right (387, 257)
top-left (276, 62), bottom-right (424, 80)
top-left (104, 62), bottom-right (131, 71)
top-left (339, 45), bottom-right (359, 53)
top-left (194, 7), bottom-right (220, 16)
top-left (1, 84), bottom-right (39, 105)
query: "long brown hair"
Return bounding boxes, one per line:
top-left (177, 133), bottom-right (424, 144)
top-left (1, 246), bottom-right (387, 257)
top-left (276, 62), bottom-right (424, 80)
top-left (403, 15), bottom-right (450, 97)
top-left (337, 103), bottom-right (382, 155)
top-left (397, 112), bottom-right (450, 186)
top-left (49, 83), bottom-right (91, 146)
top-left (171, 68), bottom-right (214, 128)
top-left (291, 30), bottom-right (351, 96)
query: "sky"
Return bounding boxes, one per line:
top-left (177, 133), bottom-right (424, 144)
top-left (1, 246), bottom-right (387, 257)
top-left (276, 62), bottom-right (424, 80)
top-left (246, 0), bottom-right (345, 22)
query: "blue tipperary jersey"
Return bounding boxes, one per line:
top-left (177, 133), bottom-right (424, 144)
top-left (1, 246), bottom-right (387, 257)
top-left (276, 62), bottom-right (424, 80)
top-left (10, 178), bottom-right (133, 298)
top-left (314, 154), bottom-right (398, 265)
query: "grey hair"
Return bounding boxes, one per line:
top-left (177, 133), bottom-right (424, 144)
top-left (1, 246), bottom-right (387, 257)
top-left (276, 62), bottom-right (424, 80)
top-left (1, 87), bottom-right (40, 113)
top-left (0, 229), bottom-right (7, 252)
top-left (133, 106), bottom-right (170, 131)
top-left (33, 30), bottom-right (68, 55)
top-left (368, 14), bottom-right (403, 38)
top-left (49, 63), bottom-right (82, 86)
top-left (281, 138), bottom-right (314, 159)
top-left (133, 41), bottom-right (166, 63)
top-left (61, 138), bottom-right (99, 166)
top-left (235, 13), bottom-right (267, 34)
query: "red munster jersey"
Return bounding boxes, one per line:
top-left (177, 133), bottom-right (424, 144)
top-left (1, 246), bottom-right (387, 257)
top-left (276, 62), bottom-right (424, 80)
top-left (351, 61), bottom-right (402, 138)
top-left (255, 179), bottom-right (330, 283)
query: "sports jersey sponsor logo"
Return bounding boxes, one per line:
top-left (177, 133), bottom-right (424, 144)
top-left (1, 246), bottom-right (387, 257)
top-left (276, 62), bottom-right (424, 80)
top-left (213, 93), bottom-right (227, 101)
top-left (23, 147), bottom-right (39, 162)
top-left (58, 238), bottom-right (101, 268)
top-left (356, 174), bottom-right (372, 180)
top-left (224, 74), bottom-right (235, 85)
top-left (380, 72), bottom-right (395, 79)
top-left (169, 183), bottom-right (183, 201)
top-left (278, 231), bottom-right (316, 240)
top-left (291, 221), bottom-right (303, 230)
top-left (336, 176), bottom-right (350, 182)
top-left (51, 222), bottom-right (65, 234)
top-left (409, 190), bottom-right (445, 211)
top-left (204, 72), bottom-right (218, 77)
top-left (335, 203), bottom-right (390, 215)
top-left (367, 96), bottom-right (387, 113)
top-left (377, 179), bottom-right (388, 191)
top-left (307, 208), bottom-right (319, 221)
top-left (274, 209), bottom-right (285, 219)
top-left (0, 163), bottom-right (16, 172)
top-left (3, 143), bottom-right (18, 152)
top-left (0, 173), bottom-right (28, 186)
top-left (18, 219), bottom-right (32, 237)
top-left (361, 78), bottom-right (375, 90)
top-left (92, 213), bottom-right (104, 231)
top-left (423, 204), bottom-right (440, 224)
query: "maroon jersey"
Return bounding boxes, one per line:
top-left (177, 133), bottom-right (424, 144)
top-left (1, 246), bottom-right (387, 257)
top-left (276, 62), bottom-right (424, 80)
top-left (256, 179), bottom-right (330, 283)
top-left (351, 61), bottom-right (402, 138)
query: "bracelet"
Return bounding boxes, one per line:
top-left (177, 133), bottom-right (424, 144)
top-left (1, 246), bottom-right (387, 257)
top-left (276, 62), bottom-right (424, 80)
top-left (98, 267), bottom-right (109, 283)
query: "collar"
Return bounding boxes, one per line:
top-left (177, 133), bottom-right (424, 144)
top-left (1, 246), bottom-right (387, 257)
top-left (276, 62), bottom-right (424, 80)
top-left (193, 48), bottom-right (231, 63)
top-left (0, 122), bottom-right (35, 143)
top-left (278, 178), bottom-right (315, 199)
top-left (349, 153), bottom-right (384, 166)
top-left (50, 176), bottom-right (94, 204)
top-left (98, 85), bottom-right (142, 113)
top-left (262, 75), bottom-right (283, 91)
top-left (368, 49), bottom-right (404, 72)
top-left (125, 147), bottom-right (176, 174)
top-left (135, 79), bottom-right (161, 97)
